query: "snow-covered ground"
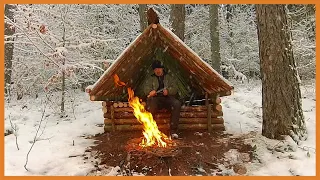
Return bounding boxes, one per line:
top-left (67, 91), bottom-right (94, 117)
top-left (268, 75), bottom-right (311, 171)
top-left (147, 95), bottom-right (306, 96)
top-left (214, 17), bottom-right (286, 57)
top-left (4, 80), bottom-right (316, 176)
top-left (221, 80), bottom-right (316, 176)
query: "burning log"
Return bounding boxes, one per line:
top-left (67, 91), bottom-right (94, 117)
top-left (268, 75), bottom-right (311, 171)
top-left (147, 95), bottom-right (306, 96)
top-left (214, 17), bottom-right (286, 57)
top-left (104, 123), bottom-right (225, 132)
top-left (104, 117), bottom-right (224, 125)
top-left (104, 110), bottom-right (223, 119)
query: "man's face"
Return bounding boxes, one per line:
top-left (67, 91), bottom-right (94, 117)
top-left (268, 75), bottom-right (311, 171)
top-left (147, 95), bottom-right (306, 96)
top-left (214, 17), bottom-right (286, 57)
top-left (154, 68), bottom-right (164, 76)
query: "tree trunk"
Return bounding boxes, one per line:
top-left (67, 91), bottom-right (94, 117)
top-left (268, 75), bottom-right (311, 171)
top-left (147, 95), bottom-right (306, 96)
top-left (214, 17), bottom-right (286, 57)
top-left (255, 5), bottom-right (307, 143)
top-left (209, 4), bottom-right (221, 73)
top-left (61, 15), bottom-right (66, 114)
top-left (5, 4), bottom-right (15, 96)
top-left (169, 4), bottom-right (186, 41)
top-left (138, 4), bottom-right (148, 32)
top-left (225, 4), bottom-right (236, 58)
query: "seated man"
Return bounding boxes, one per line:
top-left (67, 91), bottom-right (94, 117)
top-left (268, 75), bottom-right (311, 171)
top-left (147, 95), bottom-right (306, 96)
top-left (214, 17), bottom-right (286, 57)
top-left (143, 60), bottom-right (181, 138)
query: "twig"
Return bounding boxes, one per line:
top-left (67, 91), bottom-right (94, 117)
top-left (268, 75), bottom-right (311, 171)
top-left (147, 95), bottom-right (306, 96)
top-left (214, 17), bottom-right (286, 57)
top-left (4, 16), bottom-right (61, 68)
top-left (35, 136), bottom-right (54, 142)
top-left (71, 88), bottom-right (77, 120)
top-left (298, 146), bottom-right (316, 153)
top-left (9, 115), bottom-right (19, 150)
top-left (24, 99), bottom-right (48, 171)
top-left (272, 140), bottom-right (286, 150)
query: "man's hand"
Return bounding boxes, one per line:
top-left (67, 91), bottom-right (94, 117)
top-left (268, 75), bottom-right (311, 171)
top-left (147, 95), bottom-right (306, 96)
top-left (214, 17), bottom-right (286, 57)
top-left (163, 89), bottom-right (168, 96)
top-left (148, 90), bottom-right (157, 98)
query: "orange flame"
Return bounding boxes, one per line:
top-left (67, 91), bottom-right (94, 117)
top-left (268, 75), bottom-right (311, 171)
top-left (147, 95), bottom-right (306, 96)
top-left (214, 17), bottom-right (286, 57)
top-left (113, 74), bottom-right (126, 87)
top-left (127, 88), bottom-right (169, 147)
top-left (113, 74), bottom-right (170, 148)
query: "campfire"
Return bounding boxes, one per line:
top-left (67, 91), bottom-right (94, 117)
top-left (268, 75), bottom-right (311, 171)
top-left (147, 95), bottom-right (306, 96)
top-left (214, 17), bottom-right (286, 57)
top-left (113, 74), bottom-right (172, 148)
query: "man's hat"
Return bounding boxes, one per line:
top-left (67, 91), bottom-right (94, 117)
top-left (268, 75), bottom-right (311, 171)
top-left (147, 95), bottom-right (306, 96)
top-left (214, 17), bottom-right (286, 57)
top-left (152, 60), bottom-right (164, 70)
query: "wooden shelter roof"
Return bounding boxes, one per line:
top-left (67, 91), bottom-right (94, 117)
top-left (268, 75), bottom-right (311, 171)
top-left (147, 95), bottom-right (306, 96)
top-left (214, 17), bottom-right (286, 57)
top-left (88, 9), bottom-right (233, 101)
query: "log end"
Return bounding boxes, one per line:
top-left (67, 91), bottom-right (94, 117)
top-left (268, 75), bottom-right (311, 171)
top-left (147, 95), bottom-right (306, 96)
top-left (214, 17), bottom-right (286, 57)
top-left (147, 8), bottom-right (160, 25)
top-left (216, 97), bottom-right (221, 104)
top-left (90, 95), bottom-right (96, 101)
top-left (216, 104), bottom-right (223, 112)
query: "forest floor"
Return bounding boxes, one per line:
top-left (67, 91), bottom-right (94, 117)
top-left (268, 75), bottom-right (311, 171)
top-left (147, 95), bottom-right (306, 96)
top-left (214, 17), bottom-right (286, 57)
top-left (87, 130), bottom-right (254, 176)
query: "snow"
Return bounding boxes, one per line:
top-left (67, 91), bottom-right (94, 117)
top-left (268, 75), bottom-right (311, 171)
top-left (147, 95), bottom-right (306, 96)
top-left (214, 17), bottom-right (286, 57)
top-left (5, 91), bottom-right (104, 176)
top-left (221, 80), bottom-right (316, 176)
top-left (5, 80), bottom-right (315, 176)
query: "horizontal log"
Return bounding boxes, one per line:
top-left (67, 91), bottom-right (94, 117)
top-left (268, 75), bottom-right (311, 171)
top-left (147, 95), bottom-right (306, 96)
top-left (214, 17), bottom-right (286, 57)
top-left (104, 124), bottom-right (225, 132)
top-left (102, 106), bottom-right (108, 114)
top-left (216, 97), bottom-right (221, 104)
top-left (104, 117), bottom-right (224, 125)
top-left (91, 96), bottom-right (112, 101)
top-left (85, 87), bottom-right (92, 93)
top-left (102, 101), bottom-right (113, 107)
top-left (102, 101), bottom-right (107, 107)
top-left (113, 102), bottom-right (119, 108)
top-left (90, 95), bottom-right (96, 101)
top-left (112, 105), bottom-right (209, 112)
top-left (104, 110), bottom-right (223, 119)
top-left (215, 104), bottom-right (222, 112)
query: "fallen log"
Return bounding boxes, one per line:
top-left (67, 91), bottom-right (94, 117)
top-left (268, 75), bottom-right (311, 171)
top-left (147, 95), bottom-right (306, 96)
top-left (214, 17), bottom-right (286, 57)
top-left (104, 123), bottom-right (225, 132)
top-left (104, 117), bottom-right (224, 125)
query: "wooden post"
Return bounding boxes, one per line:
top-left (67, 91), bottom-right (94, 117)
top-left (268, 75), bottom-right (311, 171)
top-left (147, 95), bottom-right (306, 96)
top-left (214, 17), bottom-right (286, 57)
top-left (205, 92), bottom-right (212, 132)
top-left (110, 105), bottom-right (115, 132)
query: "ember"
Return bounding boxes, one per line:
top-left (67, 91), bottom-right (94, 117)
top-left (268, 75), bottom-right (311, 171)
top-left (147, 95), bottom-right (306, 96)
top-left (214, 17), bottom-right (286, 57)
top-left (114, 74), bottom-right (172, 148)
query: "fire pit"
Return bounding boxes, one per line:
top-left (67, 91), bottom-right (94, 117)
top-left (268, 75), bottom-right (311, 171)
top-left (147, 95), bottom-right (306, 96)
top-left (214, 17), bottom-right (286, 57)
top-left (125, 137), bottom-right (191, 158)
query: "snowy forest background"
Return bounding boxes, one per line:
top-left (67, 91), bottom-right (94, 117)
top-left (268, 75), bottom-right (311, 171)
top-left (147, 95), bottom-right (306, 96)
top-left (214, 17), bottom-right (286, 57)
top-left (4, 4), bottom-right (316, 176)
top-left (4, 4), bottom-right (315, 109)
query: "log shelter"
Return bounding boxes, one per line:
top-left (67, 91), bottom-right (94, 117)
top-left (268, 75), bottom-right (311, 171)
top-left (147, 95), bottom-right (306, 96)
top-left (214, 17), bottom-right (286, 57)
top-left (86, 8), bottom-right (234, 132)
